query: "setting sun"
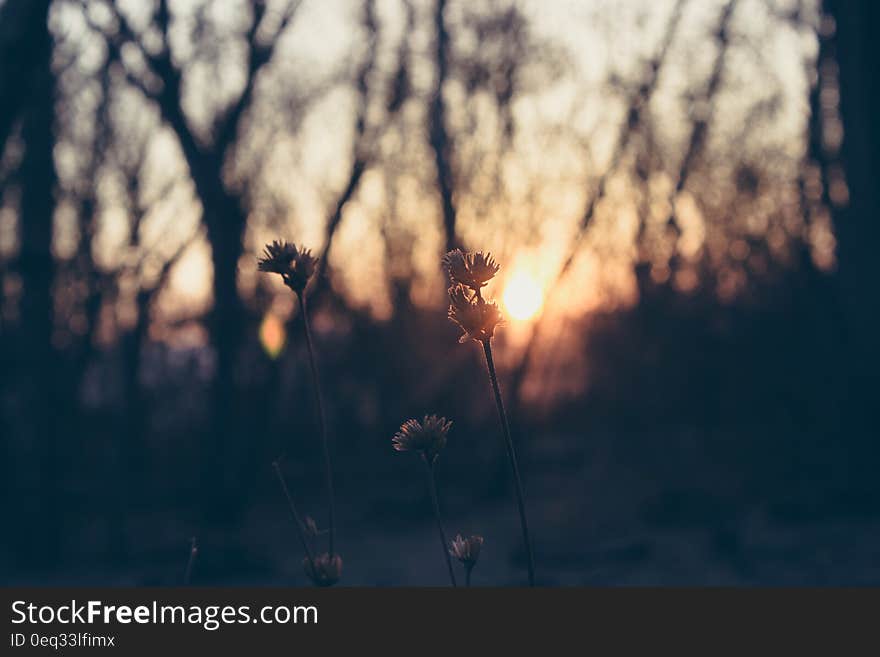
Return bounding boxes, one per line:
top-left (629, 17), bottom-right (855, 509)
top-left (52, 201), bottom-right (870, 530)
top-left (503, 271), bottom-right (544, 321)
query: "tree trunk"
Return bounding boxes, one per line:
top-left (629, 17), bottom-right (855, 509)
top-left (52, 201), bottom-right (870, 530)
top-left (823, 0), bottom-right (880, 476)
top-left (825, 0), bottom-right (880, 362)
top-left (202, 194), bottom-right (248, 521)
top-left (429, 0), bottom-right (458, 253)
top-left (14, 0), bottom-right (59, 566)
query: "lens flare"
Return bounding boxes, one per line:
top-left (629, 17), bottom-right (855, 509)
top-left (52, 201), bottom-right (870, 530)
top-left (503, 270), bottom-right (543, 321)
top-left (259, 312), bottom-right (286, 358)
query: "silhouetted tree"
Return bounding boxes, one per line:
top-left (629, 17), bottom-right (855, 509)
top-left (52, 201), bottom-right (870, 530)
top-left (9, 0), bottom-right (58, 565)
top-left (430, 0), bottom-right (457, 253)
top-left (91, 0), bottom-right (301, 516)
top-left (824, 0), bottom-right (880, 425)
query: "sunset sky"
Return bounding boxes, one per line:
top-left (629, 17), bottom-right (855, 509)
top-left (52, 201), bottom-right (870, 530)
top-left (17, 0), bottom-right (824, 344)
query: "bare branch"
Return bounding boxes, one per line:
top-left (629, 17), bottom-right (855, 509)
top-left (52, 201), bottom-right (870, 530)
top-left (312, 0), bottom-right (381, 295)
top-left (507, 0), bottom-right (694, 407)
top-left (216, 0), bottom-right (302, 151)
top-left (92, 0), bottom-right (202, 166)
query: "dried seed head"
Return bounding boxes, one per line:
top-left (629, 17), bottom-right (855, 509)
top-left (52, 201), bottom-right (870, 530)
top-left (258, 240), bottom-right (317, 293)
top-left (442, 249), bottom-right (500, 291)
top-left (447, 284), bottom-right (503, 344)
top-left (450, 534), bottom-right (483, 567)
top-left (442, 249), bottom-right (470, 285)
top-left (392, 414), bottom-right (452, 463)
top-left (304, 553), bottom-right (342, 587)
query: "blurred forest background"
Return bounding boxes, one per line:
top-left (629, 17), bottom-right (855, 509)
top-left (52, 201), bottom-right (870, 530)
top-left (1, 0), bottom-right (879, 585)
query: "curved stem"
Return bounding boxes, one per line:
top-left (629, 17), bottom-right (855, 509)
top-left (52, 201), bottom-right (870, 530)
top-left (424, 458), bottom-right (457, 587)
top-left (273, 460), bottom-right (317, 572)
top-left (482, 338), bottom-right (536, 586)
top-left (297, 291), bottom-right (336, 557)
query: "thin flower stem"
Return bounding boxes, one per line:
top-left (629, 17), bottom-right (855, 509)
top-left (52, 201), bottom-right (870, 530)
top-left (296, 291), bottom-right (337, 557)
top-left (183, 537), bottom-right (198, 585)
top-left (272, 460), bottom-right (317, 572)
top-left (482, 338), bottom-right (536, 586)
top-left (424, 458), bottom-right (457, 587)
top-left (465, 565), bottom-right (473, 587)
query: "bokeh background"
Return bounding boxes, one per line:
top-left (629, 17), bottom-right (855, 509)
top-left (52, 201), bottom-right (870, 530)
top-left (1, 0), bottom-right (878, 585)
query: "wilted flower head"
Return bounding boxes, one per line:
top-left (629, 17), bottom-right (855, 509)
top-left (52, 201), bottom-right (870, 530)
top-left (258, 240), bottom-right (317, 293)
top-left (448, 284), bottom-right (503, 344)
top-left (449, 534), bottom-right (483, 568)
top-left (392, 414), bottom-right (452, 463)
top-left (304, 552), bottom-right (342, 587)
top-left (442, 249), bottom-right (500, 291)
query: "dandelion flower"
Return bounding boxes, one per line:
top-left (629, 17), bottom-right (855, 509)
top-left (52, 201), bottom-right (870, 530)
top-left (392, 415), bottom-right (452, 463)
top-left (258, 240), bottom-right (317, 293)
top-left (442, 249), bottom-right (500, 291)
top-left (447, 284), bottom-right (503, 344)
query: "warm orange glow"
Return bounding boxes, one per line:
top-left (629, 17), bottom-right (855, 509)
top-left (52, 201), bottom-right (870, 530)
top-left (259, 313), bottom-right (286, 359)
top-left (503, 270), bottom-right (544, 321)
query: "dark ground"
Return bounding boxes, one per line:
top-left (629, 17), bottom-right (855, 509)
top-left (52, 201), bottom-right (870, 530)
top-left (5, 422), bottom-right (878, 587)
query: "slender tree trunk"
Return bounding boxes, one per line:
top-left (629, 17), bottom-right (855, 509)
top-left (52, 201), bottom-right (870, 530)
top-left (112, 291), bottom-right (151, 562)
top-left (0, 0), bottom-right (51, 154)
top-left (14, 0), bottom-right (58, 566)
top-left (823, 0), bottom-right (880, 481)
top-left (429, 0), bottom-right (458, 253)
top-left (824, 0), bottom-right (880, 385)
top-left (202, 198), bottom-right (248, 520)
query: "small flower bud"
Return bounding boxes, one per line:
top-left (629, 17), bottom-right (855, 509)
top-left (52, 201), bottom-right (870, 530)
top-left (304, 553), bottom-right (342, 587)
top-left (450, 534), bottom-right (483, 568)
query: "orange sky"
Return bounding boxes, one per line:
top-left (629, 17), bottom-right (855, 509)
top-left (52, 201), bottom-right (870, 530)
top-left (26, 0), bottom-right (824, 340)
